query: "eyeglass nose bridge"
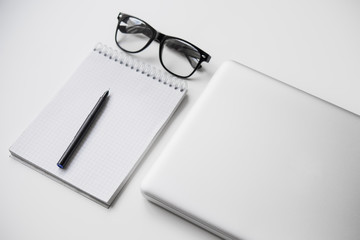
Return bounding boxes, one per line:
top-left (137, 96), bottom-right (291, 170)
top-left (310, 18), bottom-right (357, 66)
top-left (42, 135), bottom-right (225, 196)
top-left (154, 32), bottom-right (166, 43)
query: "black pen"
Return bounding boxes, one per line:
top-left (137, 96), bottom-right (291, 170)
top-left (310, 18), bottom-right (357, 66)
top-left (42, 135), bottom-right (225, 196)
top-left (57, 90), bottom-right (109, 169)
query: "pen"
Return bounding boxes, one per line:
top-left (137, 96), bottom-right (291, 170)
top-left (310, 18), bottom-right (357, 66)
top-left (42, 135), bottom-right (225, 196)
top-left (57, 90), bottom-right (109, 169)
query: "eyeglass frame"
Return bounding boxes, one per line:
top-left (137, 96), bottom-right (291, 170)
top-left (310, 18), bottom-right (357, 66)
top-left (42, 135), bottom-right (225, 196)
top-left (115, 12), bottom-right (211, 78)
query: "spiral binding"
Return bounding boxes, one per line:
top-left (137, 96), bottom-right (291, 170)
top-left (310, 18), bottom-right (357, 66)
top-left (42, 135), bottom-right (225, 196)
top-left (93, 43), bottom-right (187, 92)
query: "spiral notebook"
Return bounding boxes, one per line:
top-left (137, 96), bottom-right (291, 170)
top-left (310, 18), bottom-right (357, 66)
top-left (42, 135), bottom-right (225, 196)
top-left (9, 43), bottom-right (187, 208)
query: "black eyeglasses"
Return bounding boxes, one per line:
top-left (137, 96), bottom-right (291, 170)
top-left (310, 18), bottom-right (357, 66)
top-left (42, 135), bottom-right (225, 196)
top-left (115, 12), bottom-right (211, 78)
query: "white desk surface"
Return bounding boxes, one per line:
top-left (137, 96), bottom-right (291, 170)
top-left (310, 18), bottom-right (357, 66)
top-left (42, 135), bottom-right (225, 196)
top-left (1, 0), bottom-right (359, 239)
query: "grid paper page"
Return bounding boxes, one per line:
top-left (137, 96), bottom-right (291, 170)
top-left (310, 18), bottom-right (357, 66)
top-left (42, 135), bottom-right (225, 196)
top-left (9, 50), bottom-right (186, 206)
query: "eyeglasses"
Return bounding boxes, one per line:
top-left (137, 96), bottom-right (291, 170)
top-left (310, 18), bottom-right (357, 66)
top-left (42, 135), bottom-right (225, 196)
top-left (115, 12), bottom-right (211, 78)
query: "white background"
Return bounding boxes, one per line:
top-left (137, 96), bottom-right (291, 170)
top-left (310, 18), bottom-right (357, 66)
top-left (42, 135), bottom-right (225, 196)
top-left (1, 0), bottom-right (359, 239)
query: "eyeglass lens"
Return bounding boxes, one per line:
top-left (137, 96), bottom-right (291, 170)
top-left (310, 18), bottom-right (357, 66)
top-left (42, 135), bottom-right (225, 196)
top-left (116, 17), bottom-right (153, 52)
top-left (116, 16), bottom-right (202, 77)
top-left (161, 38), bottom-right (201, 77)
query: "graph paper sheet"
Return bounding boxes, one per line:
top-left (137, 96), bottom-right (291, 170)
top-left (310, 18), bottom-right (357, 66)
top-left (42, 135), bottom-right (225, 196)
top-left (9, 45), bottom-right (186, 207)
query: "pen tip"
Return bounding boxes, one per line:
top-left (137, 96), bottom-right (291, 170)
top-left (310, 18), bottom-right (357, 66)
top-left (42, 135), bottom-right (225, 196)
top-left (57, 163), bottom-right (64, 169)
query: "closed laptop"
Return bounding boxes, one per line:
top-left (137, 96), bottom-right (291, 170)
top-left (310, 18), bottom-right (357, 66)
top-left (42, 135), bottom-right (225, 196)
top-left (141, 61), bottom-right (360, 240)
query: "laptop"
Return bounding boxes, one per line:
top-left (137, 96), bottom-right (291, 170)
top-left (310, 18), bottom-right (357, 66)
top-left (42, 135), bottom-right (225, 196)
top-left (141, 61), bottom-right (360, 240)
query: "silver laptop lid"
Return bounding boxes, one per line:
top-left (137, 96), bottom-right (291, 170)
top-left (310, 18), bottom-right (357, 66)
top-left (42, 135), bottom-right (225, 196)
top-left (142, 61), bottom-right (360, 240)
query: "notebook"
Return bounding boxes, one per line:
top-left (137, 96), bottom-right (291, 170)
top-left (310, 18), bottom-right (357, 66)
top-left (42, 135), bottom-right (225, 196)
top-left (9, 43), bottom-right (187, 208)
top-left (141, 61), bottom-right (360, 240)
